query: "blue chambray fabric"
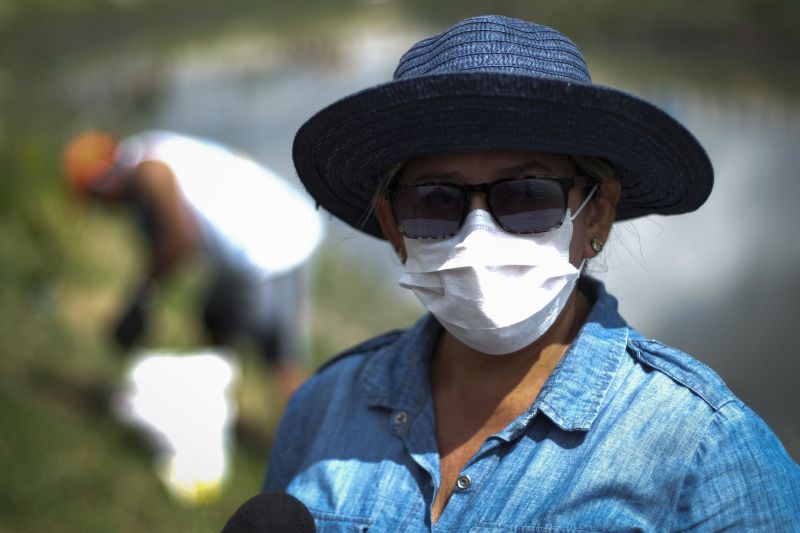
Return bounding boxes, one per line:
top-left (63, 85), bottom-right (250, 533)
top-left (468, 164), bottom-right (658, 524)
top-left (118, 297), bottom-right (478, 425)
top-left (263, 278), bottom-right (800, 532)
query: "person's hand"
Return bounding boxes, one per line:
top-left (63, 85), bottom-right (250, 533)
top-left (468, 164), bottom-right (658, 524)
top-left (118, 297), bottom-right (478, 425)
top-left (112, 279), bottom-right (155, 350)
top-left (113, 300), bottom-right (147, 349)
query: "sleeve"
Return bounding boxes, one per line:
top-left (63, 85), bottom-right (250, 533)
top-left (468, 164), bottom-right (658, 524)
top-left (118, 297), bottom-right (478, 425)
top-left (671, 401), bottom-right (800, 531)
top-left (262, 424), bottom-right (297, 491)
top-left (262, 388), bottom-right (310, 492)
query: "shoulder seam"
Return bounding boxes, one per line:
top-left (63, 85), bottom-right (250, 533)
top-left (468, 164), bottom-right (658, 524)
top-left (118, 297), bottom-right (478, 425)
top-left (628, 339), bottom-right (735, 412)
top-left (315, 329), bottom-right (405, 374)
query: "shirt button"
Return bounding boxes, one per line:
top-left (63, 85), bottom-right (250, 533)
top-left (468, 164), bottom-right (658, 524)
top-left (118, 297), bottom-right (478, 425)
top-left (456, 474), bottom-right (472, 491)
top-left (393, 411), bottom-right (407, 425)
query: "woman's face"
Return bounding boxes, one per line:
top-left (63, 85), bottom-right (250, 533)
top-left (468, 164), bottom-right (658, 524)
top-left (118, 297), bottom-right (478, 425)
top-left (378, 149), bottom-right (620, 266)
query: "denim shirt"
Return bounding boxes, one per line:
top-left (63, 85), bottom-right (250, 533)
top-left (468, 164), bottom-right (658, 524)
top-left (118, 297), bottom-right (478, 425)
top-left (264, 279), bottom-right (800, 532)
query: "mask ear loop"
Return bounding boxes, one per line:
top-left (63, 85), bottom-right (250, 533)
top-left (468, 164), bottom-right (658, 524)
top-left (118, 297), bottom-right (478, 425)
top-left (569, 183), bottom-right (599, 221)
top-left (570, 183), bottom-right (600, 277)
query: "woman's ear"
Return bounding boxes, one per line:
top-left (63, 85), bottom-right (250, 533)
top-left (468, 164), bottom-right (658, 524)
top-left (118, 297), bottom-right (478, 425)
top-left (583, 177), bottom-right (621, 258)
top-left (374, 197), bottom-right (406, 259)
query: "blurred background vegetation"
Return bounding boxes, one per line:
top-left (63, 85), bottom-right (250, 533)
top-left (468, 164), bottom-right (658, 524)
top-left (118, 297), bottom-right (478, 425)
top-left (1, 1), bottom-right (798, 531)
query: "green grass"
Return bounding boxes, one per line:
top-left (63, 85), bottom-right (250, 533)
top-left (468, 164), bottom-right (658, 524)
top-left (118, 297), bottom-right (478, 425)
top-left (0, 115), bottom-right (418, 530)
top-left (0, 379), bottom-right (267, 533)
top-left (0, 176), bottom-right (418, 531)
top-left (0, 101), bottom-right (423, 527)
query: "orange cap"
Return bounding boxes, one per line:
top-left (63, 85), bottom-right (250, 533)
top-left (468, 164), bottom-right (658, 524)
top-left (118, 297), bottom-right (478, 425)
top-left (62, 130), bottom-right (118, 194)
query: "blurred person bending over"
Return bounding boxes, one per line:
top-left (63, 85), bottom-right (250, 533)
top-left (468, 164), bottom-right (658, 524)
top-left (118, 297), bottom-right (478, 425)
top-left (63, 130), bottom-right (324, 402)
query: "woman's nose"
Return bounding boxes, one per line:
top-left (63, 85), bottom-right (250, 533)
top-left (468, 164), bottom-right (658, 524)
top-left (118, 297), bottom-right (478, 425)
top-left (468, 191), bottom-right (490, 212)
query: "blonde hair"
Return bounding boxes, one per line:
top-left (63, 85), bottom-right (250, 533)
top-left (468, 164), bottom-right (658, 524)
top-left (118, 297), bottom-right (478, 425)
top-left (365, 161), bottom-right (406, 225)
top-left (373, 162), bottom-right (405, 201)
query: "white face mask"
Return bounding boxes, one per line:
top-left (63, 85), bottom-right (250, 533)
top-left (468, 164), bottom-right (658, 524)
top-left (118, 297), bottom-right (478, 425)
top-left (399, 197), bottom-right (592, 355)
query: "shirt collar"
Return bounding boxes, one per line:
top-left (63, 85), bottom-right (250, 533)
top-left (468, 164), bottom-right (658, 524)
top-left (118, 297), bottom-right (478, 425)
top-left (360, 312), bottom-right (440, 414)
top-left (531, 277), bottom-right (629, 432)
top-left (359, 277), bottom-right (629, 432)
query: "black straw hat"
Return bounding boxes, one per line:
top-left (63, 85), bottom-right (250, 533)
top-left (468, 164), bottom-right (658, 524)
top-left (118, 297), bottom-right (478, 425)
top-left (293, 15), bottom-right (714, 239)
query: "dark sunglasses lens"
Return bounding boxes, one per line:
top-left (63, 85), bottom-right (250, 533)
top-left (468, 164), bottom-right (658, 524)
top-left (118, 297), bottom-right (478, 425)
top-left (393, 185), bottom-right (464, 238)
top-left (490, 179), bottom-right (565, 232)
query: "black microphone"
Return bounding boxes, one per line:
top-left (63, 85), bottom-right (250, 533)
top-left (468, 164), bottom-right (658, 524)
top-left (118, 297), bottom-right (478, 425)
top-left (221, 492), bottom-right (316, 533)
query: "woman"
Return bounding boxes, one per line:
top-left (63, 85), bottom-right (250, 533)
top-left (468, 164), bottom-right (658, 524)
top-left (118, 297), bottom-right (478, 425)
top-left (264, 15), bottom-right (800, 531)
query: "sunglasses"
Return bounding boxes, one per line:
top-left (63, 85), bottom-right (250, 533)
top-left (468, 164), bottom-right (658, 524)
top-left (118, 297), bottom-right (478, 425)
top-left (388, 175), bottom-right (593, 239)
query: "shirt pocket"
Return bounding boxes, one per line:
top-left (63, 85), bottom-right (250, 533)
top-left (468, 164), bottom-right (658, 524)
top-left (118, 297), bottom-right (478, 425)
top-left (310, 508), bottom-right (373, 533)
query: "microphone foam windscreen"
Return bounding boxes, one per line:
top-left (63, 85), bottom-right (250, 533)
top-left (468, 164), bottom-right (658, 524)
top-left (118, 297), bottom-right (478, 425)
top-left (221, 491), bottom-right (316, 533)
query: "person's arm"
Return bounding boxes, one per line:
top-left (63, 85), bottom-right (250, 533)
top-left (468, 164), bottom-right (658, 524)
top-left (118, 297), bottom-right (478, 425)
top-left (133, 159), bottom-right (199, 282)
top-left (671, 401), bottom-right (800, 531)
top-left (112, 160), bottom-right (199, 349)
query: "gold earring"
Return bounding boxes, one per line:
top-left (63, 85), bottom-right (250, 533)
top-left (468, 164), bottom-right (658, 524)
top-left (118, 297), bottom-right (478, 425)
top-left (591, 236), bottom-right (604, 253)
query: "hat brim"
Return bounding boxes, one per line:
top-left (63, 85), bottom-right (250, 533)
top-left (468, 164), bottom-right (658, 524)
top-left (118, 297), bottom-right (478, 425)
top-left (293, 73), bottom-right (713, 239)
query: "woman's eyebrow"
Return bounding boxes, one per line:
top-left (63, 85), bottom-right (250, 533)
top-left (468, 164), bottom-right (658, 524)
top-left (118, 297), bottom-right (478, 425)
top-left (498, 161), bottom-right (554, 176)
top-left (403, 171), bottom-right (461, 184)
top-left (401, 160), bottom-right (556, 184)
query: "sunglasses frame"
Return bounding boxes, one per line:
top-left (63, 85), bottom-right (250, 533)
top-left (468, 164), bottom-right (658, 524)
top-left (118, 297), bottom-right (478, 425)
top-left (388, 175), bottom-right (593, 239)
